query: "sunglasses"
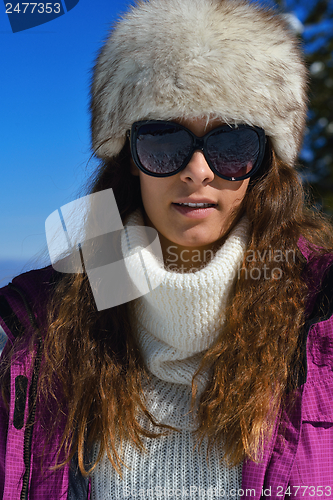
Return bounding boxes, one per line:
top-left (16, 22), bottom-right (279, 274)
top-left (128, 120), bottom-right (266, 181)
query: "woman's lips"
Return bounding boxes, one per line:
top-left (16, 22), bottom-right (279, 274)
top-left (172, 203), bottom-right (218, 219)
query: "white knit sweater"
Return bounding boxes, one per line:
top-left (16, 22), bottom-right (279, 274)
top-left (90, 210), bottom-right (249, 500)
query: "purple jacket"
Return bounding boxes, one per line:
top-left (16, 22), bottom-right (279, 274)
top-left (0, 254), bottom-right (333, 500)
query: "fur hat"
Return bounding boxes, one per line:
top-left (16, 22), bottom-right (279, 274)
top-left (90, 0), bottom-right (308, 166)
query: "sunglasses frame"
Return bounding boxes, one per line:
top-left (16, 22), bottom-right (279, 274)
top-left (128, 120), bottom-right (266, 181)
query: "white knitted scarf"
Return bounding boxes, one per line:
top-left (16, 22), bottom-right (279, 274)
top-left (90, 212), bottom-right (248, 499)
top-left (122, 210), bottom-right (249, 388)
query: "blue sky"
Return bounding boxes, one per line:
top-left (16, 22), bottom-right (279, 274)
top-left (0, 0), bottom-right (331, 286)
top-left (1, 0), bottom-right (135, 285)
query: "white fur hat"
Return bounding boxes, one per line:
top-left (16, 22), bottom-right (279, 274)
top-left (91, 0), bottom-right (308, 166)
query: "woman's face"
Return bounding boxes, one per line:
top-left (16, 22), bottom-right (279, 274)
top-left (131, 117), bottom-right (250, 260)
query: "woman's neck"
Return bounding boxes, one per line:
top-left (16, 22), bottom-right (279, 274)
top-left (158, 234), bottom-right (225, 272)
top-left (143, 210), bottom-right (245, 273)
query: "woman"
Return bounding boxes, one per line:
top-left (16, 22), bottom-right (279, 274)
top-left (1, 0), bottom-right (333, 498)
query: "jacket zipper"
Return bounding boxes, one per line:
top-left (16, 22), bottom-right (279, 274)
top-left (8, 283), bottom-right (43, 500)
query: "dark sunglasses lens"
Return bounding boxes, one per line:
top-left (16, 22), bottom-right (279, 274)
top-left (207, 128), bottom-right (260, 179)
top-left (136, 123), bottom-right (192, 174)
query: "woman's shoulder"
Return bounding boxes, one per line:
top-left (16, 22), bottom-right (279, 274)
top-left (0, 265), bottom-right (61, 346)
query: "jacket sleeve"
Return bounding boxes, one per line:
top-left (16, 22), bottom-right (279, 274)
top-left (0, 283), bottom-right (33, 500)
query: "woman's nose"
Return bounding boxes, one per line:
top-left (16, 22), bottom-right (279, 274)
top-left (179, 150), bottom-right (215, 185)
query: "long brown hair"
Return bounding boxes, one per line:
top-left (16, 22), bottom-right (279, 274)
top-left (29, 139), bottom-right (333, 474)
